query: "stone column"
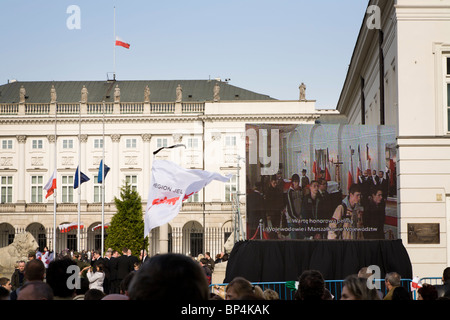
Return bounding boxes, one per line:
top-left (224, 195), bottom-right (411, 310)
top-left (159, 223), bottom-right (169, 254)
top-left (80, 134), bottom-right (88, 205)
top-left (16, 135), bottom-right (26, 211)
top-left (141, 134), bottom-right (151, 199)
top-left (111, 134), bottom-right (121, 197)
top-left (47, 135), bottom-right (56, 211)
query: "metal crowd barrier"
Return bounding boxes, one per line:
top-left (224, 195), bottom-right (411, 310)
top-left (210, 278), bottom-right (426, 300)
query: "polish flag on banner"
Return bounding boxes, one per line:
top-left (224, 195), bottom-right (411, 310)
top-left (92, 223), bottom-right (110, 231)
top-left (59, 222), bottom-right (84, 233)
top-left (347, 160), bottom-right (354, 192)
top-left (144, 158), bottom-right (232, 237)
top-left (44, 169), bottom-right (57, 199)
top-left (115, 36), bottom-right (130, 49)
top-left (411, 276), bottom-right (422, 290)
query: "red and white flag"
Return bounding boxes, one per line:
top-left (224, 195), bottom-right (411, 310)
top-left (115, 36), bottom-right (130, 49)
top-left (59, 222), bottom-right (84, 233)
top-left (44, 169), bottom-right (57, 199)
top-left (411, 276), bottom-right (422, 290)
top-left (144, 159), bottom-right (232, 237)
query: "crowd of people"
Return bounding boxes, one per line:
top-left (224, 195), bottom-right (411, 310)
top-left (1, 248), bottom-right (449, 301)
top-left (0, 248), bottom-right (230, 301)
top-left (247, 168), bottom-right (391, 240)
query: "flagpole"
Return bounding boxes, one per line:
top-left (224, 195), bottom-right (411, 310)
top-left (78, 102), bottom-right (81, 251)
top-left (113, 6), bottom-right (116, 80)
top-left (101, 101), bottom-right (105, 255)
top-left (53, 101), bottom-right (57, 253)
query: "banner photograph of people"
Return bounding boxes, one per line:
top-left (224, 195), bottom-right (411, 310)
top-left (245, 123), bottom-right (397, 241)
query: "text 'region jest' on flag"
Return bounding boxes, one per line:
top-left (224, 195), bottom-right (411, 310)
top-left (74, 166), bottom-right (90, 189)
top-left (115, 36), bottom-right (130, 49)
top-left (144, 145), bottom-right (232, 237)
top-left (97, 160), bottom-right (110, 183)
top-left (44, 169), bottom-right (57, 199)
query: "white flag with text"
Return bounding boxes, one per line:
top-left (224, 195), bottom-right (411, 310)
top-left (144, 159), bottom-right (232, 237)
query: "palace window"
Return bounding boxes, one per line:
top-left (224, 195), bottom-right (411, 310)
top-left (93, 175), bottom-right (103, 203)
top-left (224, 174), bottom-right (237, 202)
top-left (157, 138), bottom-right (168, 149)
top-left (126, 138), bottom-right (137, 149)
top-left (125, 175), bottom-right (138, 192)
top-left (62, 175), bottom-right (74, 203)
top-left (62, 139), bottom-right (74, 149)
top-left (94, 138), bottom-right (103, 149)
top-left (32, 139), bottom-right (43, 149)
top-left (0, 176), bottom-right (13, 203)
top-left (2, 140), bottom-right (12, 149)
top-left (31, 175), bottom-right (43, 203)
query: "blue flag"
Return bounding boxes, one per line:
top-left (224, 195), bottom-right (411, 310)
top-left (74, 166), bottom-right (90, 189)
top-left (97, 160), bottom-right (110, 183)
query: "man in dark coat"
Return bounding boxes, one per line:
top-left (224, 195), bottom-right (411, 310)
top-left (116, 247), bottom-right (133, 291)
top-left (264, 175), bottom-right (285, 238)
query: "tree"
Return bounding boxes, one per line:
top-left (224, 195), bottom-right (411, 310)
top-left (105, 182), bottom-right (147, 256)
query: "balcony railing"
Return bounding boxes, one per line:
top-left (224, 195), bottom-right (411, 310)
top-left (0, 101), bottom-right (205, 116)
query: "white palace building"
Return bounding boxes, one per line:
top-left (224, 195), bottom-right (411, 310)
top-left (0, 78), bottom-right (335, 258)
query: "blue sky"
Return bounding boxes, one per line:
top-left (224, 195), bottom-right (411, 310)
top-left (0, 0), bottom-right (369, 108)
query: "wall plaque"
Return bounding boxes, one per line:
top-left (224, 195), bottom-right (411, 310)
top-left (407, 223), bottom-right (440, 244)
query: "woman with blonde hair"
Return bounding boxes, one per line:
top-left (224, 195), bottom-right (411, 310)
top-left (340, 275), bottom-right (380, 300)
top-left (225, 277), bottom-right (264, 300)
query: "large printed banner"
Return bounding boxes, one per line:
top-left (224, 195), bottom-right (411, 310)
top-left (245, 124), bottom-right (397, 241)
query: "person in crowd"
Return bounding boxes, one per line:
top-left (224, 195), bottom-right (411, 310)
top-left (294, 270), bottom-right (325, 301)
top-left (109, 250), bottom-right (120, 293)
top-left (247, 181), bottom-right (265, 238)
top-left (140, 249), bottom-right (149, 264)
top-left (115, 247), bottom-right (134, 294)
top-left (417, 283), bottom-right (438, 300)
top-left (204, 252), bottom-right (215, 273)
top-left (358, 169), bottom-right (371, 208)
top-left (120, 271), bottom-right (135, 297)
top-left (17, 281), bottom-right (54, 300)
top-left (364, 187), bottom-right (386, 239)
top-left (0, 287), bottom-right (9, 300)
top-left (0, 277), bottom-right (12, 292)
top-left (328, 184), bottom-right (363, 239)
top-left (10, 259), bottom-right (46, 300)
top-left (286, 174), bottom-right (303, 239)
top-left (357, 267), bottom-right (384, 299)
top-left (73, 277), bottom-right (90, 300)
top-left (225, 276), bottom-right (264, 300)
top-left (301, 169), bottom-right (310, 189)
top-left (82, 263), bottom-right (105, 292)
top-left (391, 286), bottom-right (412, 300)
top-left (263, 288), bottom-right (279, 300)
top-left (27, 250), bottom-right (36, 261)
top-left (127, 248), bottom-right (140, 267)
top-left (383, 272), bottom-right (402, 300)
top-left (10, 260), bottom-right (26, 291)
top-left (84, 288), bottom-right (106, 300)
top-left (128, 253), bottom-right (209, 300)
top-left (301, 180), bottom-right (328, 239)
top-left (264, 174), bottom-right (285, 237)
top-left (199, 258), bottom-right (212, 285)
top-left (377, 170), bottom-right (389, 200)
top-left (46, 258), bottom-right (77, 300)
top-left (340, 275), bottom-right (380, 300)
top-left (435, 267), bottom-right (450, 298)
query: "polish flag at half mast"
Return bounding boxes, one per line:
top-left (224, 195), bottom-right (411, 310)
top-left (115, 36), bottom-right (130, 49)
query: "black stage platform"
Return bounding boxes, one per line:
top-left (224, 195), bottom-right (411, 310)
top-left (224, 239), bottom-right (412, 282)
